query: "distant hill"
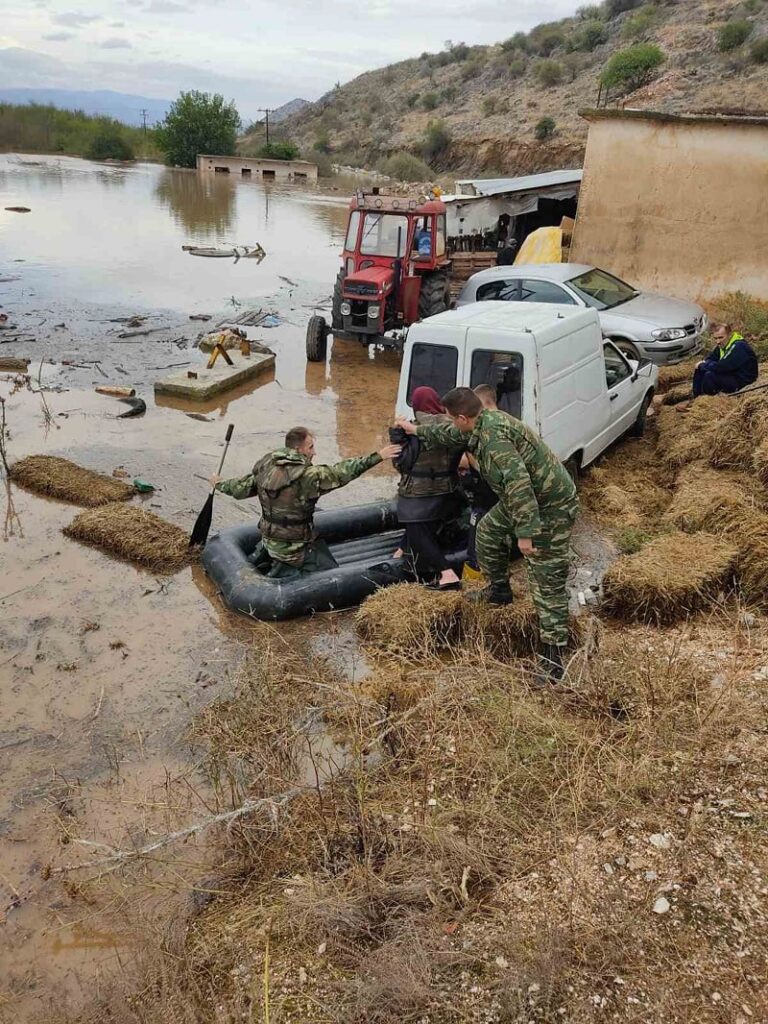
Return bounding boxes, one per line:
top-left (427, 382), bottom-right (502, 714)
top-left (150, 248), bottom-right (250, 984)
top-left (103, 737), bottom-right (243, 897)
top-left (0, 88), bottom-right (170, 127)
top-left (271, 98), bottom-right (310, 122)
top-left (283, 0), bottom-right (768, 177)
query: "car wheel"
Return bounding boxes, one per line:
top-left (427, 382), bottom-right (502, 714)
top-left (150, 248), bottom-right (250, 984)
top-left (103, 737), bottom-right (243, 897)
top-left (629, 392), bottom-right (653, 438)
top-left (611, 338), bottom-right (641, 361)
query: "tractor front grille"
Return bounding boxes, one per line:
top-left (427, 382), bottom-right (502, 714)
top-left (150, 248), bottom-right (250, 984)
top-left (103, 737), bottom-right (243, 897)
top-left (344, 281), bottom-right (378, 297)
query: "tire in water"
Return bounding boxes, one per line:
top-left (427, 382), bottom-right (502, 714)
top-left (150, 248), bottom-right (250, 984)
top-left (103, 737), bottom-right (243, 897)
top-left (306, 315), bottom-right (328, 362)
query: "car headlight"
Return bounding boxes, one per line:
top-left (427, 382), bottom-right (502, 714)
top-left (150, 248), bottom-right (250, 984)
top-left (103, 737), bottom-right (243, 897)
top-left (340, 301), bottom-right (351, 316)
top-left (367, 303), bottom-right (380, 319)
top-left (651, 328), bottom-right (687, 341)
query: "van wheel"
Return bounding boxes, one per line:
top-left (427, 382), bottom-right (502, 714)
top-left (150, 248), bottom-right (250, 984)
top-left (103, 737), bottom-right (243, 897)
top-left (630, 392), bottom-right (653, 438)
top-left (612, 338), bottom-right (641, 361)
top-left (306, 315), bottom-right (328, 362)
top-left (564, 454), bottom-right (581, 481)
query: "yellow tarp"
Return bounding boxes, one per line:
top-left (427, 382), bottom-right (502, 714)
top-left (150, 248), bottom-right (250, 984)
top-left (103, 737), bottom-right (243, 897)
top-left (514, 226), bottom-right (563, 265)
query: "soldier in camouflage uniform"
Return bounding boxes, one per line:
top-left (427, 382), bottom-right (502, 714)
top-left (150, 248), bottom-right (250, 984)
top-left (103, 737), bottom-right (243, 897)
top-left (397, 387), bottom-right (578, 683)
top-left (212, 426), bottom-right (401, 578)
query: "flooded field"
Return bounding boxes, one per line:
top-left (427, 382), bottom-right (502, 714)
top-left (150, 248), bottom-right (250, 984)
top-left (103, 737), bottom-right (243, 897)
top-left (0, 155), bottom-right (400, 1020)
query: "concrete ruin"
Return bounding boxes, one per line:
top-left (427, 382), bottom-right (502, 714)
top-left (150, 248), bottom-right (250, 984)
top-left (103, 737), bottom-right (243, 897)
top-left (571, 109), bottom-right (768, 302)
top-left (196, 154), bottom-right (318, 183)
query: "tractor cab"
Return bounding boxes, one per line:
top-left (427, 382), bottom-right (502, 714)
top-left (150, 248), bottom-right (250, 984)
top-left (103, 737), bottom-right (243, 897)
top-left (306, 188), bottom-right (453, 361)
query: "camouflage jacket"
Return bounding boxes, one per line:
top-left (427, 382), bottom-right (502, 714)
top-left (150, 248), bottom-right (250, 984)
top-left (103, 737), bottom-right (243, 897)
top-left (415, 409), bottom-right (575, 537)
top-left (216, 448), bottom-right (382, 564)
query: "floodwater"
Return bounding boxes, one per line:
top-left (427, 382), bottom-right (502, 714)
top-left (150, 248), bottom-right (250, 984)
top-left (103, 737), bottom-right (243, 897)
top-left (0, 156), bottom-right (400, 1020)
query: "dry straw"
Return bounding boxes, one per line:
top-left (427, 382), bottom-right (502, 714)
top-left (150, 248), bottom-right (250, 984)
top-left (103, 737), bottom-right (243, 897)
top-left (656, 359), bottom-right (697, 393)
top-left (64, 503), bottom-right (192, 572)
top-left (10, 454), bottom-right (134, 506)
top-left (356, 582), bottom-right (463, 659)
top-left (601, 531), bottom-right (737, 623)
top-left (655, 398), bottom-right (728, 470)
top-left (665, 462), bottom-right (753, 532)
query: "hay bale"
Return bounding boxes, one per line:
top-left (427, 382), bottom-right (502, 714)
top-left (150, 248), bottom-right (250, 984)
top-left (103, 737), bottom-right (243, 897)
top-left (665, 463), bottom-right (753, 532)
top-left (716, 505), bottom-right (768, 606)
top-left (659, 384), bottom-right (692, 407)
top-left (709, 392), bottom-right (768, 471)
top-left (64, 504), bottom-right (192, 572)
top-left (461, 598), bottom-right (540, 660)
top-left (601, 531), bottom-right (737, 624)
top-left (10, 455), bottom-right (134, 506)
top-left (655, 398), bottom-right (729, 470)
top-left (753, 438), bottom-right (768, 488)
top-left (656, 360), bottom-right (697, 394)
top-left (356, 583), bottom-right (462, 659)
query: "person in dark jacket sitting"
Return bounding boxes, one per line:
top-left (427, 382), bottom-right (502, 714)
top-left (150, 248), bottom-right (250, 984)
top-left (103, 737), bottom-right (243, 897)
top-left (392, 386), bottom-right (463, 590)
top-left (692, 322), bottom-right (758, 398)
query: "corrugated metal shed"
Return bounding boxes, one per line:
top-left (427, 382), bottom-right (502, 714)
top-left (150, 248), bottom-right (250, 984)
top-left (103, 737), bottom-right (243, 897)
top-left (453, 168), bottom-right (583, 199)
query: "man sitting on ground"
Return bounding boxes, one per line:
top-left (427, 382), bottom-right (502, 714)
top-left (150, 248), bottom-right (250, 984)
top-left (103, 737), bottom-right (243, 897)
top-left (211, 427), bottom-right (401, 578)
top-left (693, 322), bottom-right (757, 398)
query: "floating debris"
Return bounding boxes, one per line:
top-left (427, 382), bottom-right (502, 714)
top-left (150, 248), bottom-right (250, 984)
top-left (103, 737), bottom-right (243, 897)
top-left (10, 455), bottom-right (135, 506)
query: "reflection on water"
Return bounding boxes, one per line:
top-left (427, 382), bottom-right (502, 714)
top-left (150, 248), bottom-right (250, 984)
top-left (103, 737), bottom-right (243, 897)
top-left (154, 167), bottom-right (236, 237)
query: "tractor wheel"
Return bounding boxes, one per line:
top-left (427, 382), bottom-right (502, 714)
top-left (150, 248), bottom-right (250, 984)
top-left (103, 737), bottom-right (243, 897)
top-left (418, 272), bottom-right (450, 321)
top-left (332, 270), bottom-right (344, 331)
top-left (306, 315), bottom-right (328, 362)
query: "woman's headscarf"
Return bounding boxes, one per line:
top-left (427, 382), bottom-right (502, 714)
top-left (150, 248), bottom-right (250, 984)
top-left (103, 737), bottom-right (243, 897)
top-left (411, 386), bottom-right (445, 415)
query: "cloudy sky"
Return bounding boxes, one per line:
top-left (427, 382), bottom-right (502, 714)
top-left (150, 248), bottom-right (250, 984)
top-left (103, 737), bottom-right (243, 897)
top-left (1, 0), bottom-right (584, 119)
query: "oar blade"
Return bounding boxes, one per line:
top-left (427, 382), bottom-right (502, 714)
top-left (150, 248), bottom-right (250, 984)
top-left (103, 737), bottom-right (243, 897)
top-left (189, 492), bottom-right (214, 548)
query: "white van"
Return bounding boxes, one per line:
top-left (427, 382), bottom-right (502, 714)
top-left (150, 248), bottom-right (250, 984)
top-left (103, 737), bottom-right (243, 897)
top-left (395, 302), bottom-right (658, 472)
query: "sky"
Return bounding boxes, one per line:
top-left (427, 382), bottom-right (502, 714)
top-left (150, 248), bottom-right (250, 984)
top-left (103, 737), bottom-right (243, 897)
top-left (0, 0), bottom-right (585, 120)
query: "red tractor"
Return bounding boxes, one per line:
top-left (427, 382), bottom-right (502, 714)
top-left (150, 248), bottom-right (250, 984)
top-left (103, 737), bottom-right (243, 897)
top-left (306, 188), bottom-right (452, 361)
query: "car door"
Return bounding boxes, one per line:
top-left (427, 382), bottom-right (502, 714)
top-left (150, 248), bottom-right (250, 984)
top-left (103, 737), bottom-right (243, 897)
top-left (603, 341), bottom-right (639, 443)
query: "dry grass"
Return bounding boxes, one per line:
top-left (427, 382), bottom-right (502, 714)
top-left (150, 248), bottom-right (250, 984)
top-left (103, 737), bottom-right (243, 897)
top-left (355, 582), bottom-right (463, 660)
top-left (753, 437), bottom-right (768, 488)
top-left (656, 359), bottom-right (697, 393)
top-left (63, 503), bottom-right (193, 572)
top-left (9, 454), bottom-right (135, 506)
top-left (580, 433), bottom-right (672, 531)
top-left (709, 392), bottom-right (768, 471)
top-left (655, 398), bottom-right (729, 470)
top-left (665, 462), bottom-right (753, 532)
top-left (716, 505), bottom-right (768, 607)
top-left (601, 531), bottom-right (737, 623)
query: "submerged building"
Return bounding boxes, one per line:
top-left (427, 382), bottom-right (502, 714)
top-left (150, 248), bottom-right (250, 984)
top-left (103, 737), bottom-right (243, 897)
top-left (196, 154), bottom-right (318, 183)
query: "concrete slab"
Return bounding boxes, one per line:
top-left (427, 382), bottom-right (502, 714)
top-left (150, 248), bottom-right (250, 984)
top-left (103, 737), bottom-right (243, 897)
top-left (153, 352), bottom-right (275, 401)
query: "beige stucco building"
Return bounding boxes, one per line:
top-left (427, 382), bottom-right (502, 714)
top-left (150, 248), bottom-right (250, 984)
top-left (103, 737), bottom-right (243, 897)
top-left (196, 154), bottom-right (318, 183)
top-left (570, 109), bottom-right (768, 302)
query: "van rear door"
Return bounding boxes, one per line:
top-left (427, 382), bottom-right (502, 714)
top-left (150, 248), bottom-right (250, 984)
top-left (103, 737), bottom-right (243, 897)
top-left (395, 329), bottom-right (465, 417)
top-left (464, 328), bottom-right (530, 427)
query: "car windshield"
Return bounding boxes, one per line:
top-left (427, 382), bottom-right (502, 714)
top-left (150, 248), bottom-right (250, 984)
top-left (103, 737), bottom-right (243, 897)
top-left (359, 213), bottom-right (408, 257)
top-left (567, 268), bottom-right (638, 310)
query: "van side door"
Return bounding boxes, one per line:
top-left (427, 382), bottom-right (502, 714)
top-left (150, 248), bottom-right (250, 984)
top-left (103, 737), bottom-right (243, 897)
top-left (603, 341), bottom-right (640, 443)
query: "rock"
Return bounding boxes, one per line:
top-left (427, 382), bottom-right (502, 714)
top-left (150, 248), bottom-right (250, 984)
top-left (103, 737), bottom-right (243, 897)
top-left (652, 896), bottom-right (670, 914)
top-left (648, 832), bottom-right (672, 849)
top-left (645, 870), bottom-right (658, 881)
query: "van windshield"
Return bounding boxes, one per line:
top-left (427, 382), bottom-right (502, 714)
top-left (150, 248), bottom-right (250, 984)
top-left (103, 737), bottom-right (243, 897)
top-left (567, 268), bottom-right (637, 310)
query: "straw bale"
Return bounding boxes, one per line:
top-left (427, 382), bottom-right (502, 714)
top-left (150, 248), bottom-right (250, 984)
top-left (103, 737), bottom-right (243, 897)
top-left (655, 398), bottom-right (728, 470)
top-left (461, 598), bottom-right (540, 659)
top-left (665, 463), bottom-right (753, 533)
top-left (717, 505), bottom-right (768, 606)
top-left (659, 384), bottom-right (692, 407)
top-left (656, 360), bottom-right (697, 393)
top-left (709, 392), bottom-right (768, 471)
top-left (752, 438), bottom-right (768, 488)
top-left (64, 503), bottom-right (192, 572)
top-left (581, 436), bottom-right (672, 528)
top-left (356, 583), bottom-right (462, 659)
top-left (601, 531), bottom-right (737, 624)
top-left (10, 455), bottom-right (134, 506)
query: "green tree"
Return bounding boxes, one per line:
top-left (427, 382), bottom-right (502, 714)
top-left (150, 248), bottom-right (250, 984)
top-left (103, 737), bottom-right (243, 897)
top-left (86, 129), bottom-right (134, 161)
top-left (378, 151), bottom-right (434, 181)
top-left (156, 90), bottom-right (240, 168)
top-left (718, 19), bottom-right (753, 51)
top-left (535, 59), bottom-right (565, 86)
top-left (601, 42), bottom-right (665, 92)
top-left (535, 116), bottom-right (556, 140)
top-left (421, 119), bottom-right (451, 162)
top-left (257, 141), bottom-right (299, 160)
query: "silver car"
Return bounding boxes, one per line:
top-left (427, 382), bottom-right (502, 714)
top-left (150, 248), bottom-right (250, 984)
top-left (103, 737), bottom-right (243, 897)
top-left (455, 263), bottom-right (707, 365)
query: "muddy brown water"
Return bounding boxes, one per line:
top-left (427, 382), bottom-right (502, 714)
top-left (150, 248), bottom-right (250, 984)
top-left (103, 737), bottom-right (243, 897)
top-left (0, 155), bottom-right (398, 1020)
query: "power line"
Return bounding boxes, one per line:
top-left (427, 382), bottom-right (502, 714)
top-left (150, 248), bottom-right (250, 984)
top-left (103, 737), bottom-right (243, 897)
top-left (140, 108), bottom-right (148, 134)
top-left (255, 107), bottom-right (273, 146)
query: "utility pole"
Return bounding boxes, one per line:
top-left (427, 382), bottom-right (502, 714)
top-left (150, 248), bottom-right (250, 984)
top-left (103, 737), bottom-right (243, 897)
top-left (255, 108), bottom-right (273, 147)
top-left (140, 108), bottom-right (148, 134)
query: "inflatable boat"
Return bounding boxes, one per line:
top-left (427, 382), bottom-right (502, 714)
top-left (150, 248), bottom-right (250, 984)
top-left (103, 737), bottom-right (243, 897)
top-left (201, 501), bottom-right (467, 621)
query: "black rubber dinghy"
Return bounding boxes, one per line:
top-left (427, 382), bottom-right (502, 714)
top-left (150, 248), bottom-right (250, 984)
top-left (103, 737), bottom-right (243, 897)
top-left (202, 501), bottom-right (467, 621)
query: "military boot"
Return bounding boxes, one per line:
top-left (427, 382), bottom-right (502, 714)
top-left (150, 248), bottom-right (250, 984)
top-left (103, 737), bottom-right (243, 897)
top-left (465, 580), bottom-right (513, 605)
top-left (535, 643), bottom-right (565, 685)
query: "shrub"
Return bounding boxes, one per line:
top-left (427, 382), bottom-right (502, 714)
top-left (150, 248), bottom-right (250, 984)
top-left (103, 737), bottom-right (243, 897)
top-left (377, 151), bottom-right (434, 182)
top-left (622, 3), bottom-right (659, 39)
top-left (577, 3), bottom-right (603, 18)
top-left (405, 92), bottom-right (420, 109)
top-left (501, 31), bottom-right (529, 52)
top-left (535, 116), bottom-right (556, 140)
top-left (605, 0), bottom-right (643, 15)
top-left (440, 84), bottom-right (457, 103)
top-left (313, 131), bottom-right (331, 154)
top-left (482, 96), bottom-right (498, 116)
top-left (382, 68), bottom-right (395, 84)
top-left (601, 42), bottom-right (665, 92)
top-left (86, 130), bottom-right (134, 161)
top-left (257, 140), bottom-right (299, 160)
top-left (307, 149), bottom-right (333, 176)
top-left (505, 55), bottom-right (527, 77)
top-left (535, 59), bottom-right (565, 86)
top-left (529, 24), bottom-right (566, 55)
top-left (751, 36), bottom-right (768, 61)
top-left (421, 119), bottom-right (451, 162)
top-left (575, 19), bottom-right (608, 49)
top-left (718, 19), bottom-right (754, 50)
top-left (563, 52), bottom-right (584, 80)
top-left (421, 91), bottom-right (439, 110)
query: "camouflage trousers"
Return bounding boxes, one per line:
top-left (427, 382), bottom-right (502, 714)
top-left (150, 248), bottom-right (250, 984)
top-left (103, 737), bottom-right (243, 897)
top-left (475, 497), bottom-right (579, 646)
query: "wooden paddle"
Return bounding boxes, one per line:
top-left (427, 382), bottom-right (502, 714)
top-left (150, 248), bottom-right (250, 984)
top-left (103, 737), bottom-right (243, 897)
top-left (189, 423), bottom-right (234, 548)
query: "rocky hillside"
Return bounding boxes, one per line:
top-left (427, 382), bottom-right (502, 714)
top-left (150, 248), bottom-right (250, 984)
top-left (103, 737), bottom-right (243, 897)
top-left (284, 0), bottom-right (768, 177)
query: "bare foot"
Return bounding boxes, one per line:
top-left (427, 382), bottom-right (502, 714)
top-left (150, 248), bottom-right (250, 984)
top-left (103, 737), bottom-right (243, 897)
top-left (393, 548), bottom-right (404, 559)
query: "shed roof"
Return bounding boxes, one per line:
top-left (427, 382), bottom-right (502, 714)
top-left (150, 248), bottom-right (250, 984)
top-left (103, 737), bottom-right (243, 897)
top-left (453, 168), bottom-right (583, 199)
top-left (579, 107), bottom-right (768, 129)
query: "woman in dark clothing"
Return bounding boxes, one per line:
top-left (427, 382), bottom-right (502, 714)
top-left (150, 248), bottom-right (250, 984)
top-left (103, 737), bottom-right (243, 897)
top-left (393, 386), bottom-right (463, 590)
